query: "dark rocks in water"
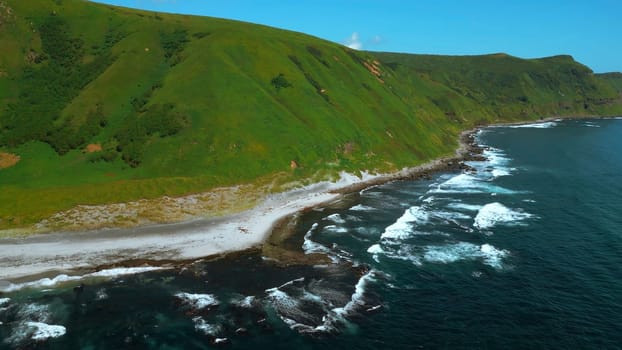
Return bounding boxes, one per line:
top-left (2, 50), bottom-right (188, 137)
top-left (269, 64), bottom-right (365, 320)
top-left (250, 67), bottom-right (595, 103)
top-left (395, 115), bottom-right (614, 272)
top-left (73, 283), bottom-right (85, 294)
top-left (256, 318), bottom-right (273, 332)
top-left (352, 264), bottom-right (370, 278)
top-left (366, 305), bottom-right (382, 313)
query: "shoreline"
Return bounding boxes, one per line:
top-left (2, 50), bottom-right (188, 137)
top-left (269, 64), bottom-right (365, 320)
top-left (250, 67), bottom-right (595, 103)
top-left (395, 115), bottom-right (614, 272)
top-left (1, 116), bottom-right (611, 284)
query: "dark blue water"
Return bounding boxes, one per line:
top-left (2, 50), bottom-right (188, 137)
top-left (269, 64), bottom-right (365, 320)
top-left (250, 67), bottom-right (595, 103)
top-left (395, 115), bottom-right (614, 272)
top-left (2, 118), bottom-right (622, 349)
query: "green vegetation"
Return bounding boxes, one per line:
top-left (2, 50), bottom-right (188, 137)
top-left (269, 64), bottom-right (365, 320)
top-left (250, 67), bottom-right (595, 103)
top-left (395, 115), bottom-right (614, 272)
top-left (270, 73), bottom-right (292, 91)
top-left (597, 72), bottom-right (622, 93)
top-left (0, 0), bottom-right (620, 230)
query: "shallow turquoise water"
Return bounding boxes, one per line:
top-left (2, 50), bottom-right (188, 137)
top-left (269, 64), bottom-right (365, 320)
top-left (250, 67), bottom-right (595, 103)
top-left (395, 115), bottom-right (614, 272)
top-left (2, 118), bottom-right (622, 349)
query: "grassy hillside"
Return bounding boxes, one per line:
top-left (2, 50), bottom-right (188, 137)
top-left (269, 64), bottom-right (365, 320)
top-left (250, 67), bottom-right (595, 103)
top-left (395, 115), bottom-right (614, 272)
top-left (373, 52), bottom-right (622, 122)
top-left (0, 0), bottom-right (620, 230)
top-left (597, 72), bottom-right (622, 93)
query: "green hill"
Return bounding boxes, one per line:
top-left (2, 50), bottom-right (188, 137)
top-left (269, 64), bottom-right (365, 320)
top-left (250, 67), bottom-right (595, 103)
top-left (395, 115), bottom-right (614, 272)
top-left (0, 0), bottom-right (621, 230)
top-left (597, 72), bottom-right (622, 93)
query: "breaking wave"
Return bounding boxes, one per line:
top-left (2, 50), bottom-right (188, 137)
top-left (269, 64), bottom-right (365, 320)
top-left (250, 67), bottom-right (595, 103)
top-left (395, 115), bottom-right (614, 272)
top-left (302, 223), bottom-right (333, 257)
top-left (380, 206), bottom-right (428, 240)
top-left (175, 292), bottom-right (220, 309)
top-left (423, 242), bottom-right (509, 269)
top-left (3, 302), bottom-right (68, 345)
top-left (430, 173), bottom-right (518, 195)
top-left (26, 322), bottom-right (66, 341)
top-left (323, 225), bottom-right (349, 234)
top-left (262, 270), bottom-right (379, 335)
top-left (505, 121), bottom-right (558, 128)
top-left (325, 213), bottom-right (346, 224)
top-left (349, 204), bottom-right (374, 212)
top-left (473, 202), bottom-right (534, 230)
top-left (367, 243), bottom-right (423, 265)
top-left (0, 266), bottom-right (166, 293)
top-left (230, 295), bottom-right (257, 309)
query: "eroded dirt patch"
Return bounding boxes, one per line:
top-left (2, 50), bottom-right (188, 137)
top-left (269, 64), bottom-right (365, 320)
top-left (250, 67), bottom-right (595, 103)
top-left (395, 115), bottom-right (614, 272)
top-left (0, 152), bottom-right (20, 169)
top-left (85, 143), bottom-right (102, 153)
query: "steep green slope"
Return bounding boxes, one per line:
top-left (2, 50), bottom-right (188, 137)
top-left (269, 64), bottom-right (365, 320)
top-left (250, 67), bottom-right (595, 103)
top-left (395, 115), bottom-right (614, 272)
top-left (597, 72), bottom-right (622, 93)
top-left (0, 0), bottom-right (620, 230)
top-left (373, 52), bottom-right (622, 122)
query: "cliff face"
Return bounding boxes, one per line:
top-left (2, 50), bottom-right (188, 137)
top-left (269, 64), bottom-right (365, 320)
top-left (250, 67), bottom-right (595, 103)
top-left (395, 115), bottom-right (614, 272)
top-left (0, 0), bottom-right (620, 229)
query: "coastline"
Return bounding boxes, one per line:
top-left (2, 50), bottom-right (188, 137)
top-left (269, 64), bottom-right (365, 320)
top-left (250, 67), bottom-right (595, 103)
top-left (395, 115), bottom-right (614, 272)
top-left (0, 134), bottom-right (472, 285)
top-left (0, 120), bottom-right (567, 284)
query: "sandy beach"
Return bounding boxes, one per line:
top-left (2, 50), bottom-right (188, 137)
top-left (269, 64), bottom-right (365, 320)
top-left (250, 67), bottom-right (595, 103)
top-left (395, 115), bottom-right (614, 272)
top-left (0, 176), bottom-right (351, 282)
top-left (0, 130), bottom-right (481, 284)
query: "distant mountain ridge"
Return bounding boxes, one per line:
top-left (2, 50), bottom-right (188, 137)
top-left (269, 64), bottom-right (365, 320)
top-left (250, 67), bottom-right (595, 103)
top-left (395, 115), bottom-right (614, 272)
top-left (0, 0), bottom-right (620, 230)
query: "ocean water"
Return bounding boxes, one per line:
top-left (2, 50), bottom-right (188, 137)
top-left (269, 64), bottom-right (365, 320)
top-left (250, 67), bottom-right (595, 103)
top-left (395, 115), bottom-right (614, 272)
top-left (2, 118), bottom-right (622, 349)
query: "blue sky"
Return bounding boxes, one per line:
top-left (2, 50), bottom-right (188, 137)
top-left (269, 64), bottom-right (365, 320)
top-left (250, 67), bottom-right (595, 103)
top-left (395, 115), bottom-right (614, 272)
top-left (91, 0), bottom-right (621, 73)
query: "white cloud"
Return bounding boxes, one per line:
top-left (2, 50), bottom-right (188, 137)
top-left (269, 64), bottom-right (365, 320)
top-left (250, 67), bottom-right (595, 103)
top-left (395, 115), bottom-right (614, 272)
top-left (370, 35), bottom-right (383, 45)
top-left (345, 32), bottom-right (363, 50)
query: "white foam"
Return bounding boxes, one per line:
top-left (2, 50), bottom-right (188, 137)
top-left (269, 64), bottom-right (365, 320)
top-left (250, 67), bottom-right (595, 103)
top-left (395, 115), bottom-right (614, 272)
top-left (354, 226), bottom-right (380, 236)
top-left (345, 214), bottom-right (362, 222)
top-left (506, 121), bottom-right (557, 128)
top-left (380, 206), bottom-right (428, 240)
top-left (27, 322), bottom-right (66, 341)
top-left (17, 303), bottom-right (50, 322)
top-left (96, 289), bottom-right (108, 300)
top-left (433, 211), bottom-right (471, 221)
top-left (192, 316), bottom-right (221, 336)
top-left (0, 266), bottom-right (166, 292)
top-left (491, 168), bottom-right (511, 177)
top-left (422, 196), bottom-right (435, 203)
top-left (483, 148), bottom-right (511, 167)
top-left (349, 204), bottom-right (374, 211)
top-left (367, 243), bottom-right (422, 265)
top-left (325, 213), bottom-right (346, 224)
top-left (302, 291), bottom-right (324, 303)
top-left (480, 243), bottom-right (509, 269)
top-left (439, 173), bottom-right (478, 187)
top-left (0, 297), bottom-right (10, 306)
top-left (333, 270), bottom-right (376, 317)
top-left (5, 303), bottom-right (61, 345)
top-left (175, 292), bottom-right (219, 309)
top-left (367, 244), bottom-right (384, 263)
top-left (366, 244), bottom-right (384, 255)
top-left (424, 242), bottom-right (479, 264)
top-left (448, 203), bottom-right (483, 212)
top-left (274, 277), bottom-right (305, 290)
top-left (88, 266), bottom-right (164, 277)
top-left (231, 295), bottom-right (256, 309)
top-left (302, 223), bottom-right (331, 255)
top-left (423, 242), bottom-right (509, 269)
top-left (265, 288), bottom-right (299, 310)
top-left (431, 173), bottom-right (517, 195)
top-left (366, 305), bottom-right (382, 312)
top-left (323, 225), bottom-right (348, 234)
top-left (0, 275), bottom-right (82, 293)
top-left (473, 202), bottom-right (533, 229)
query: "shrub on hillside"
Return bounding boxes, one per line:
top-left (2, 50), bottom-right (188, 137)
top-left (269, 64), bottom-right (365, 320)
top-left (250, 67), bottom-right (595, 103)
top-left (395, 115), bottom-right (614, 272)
top-left (271, 73), bottom-right (292, 91)
top-left (115, 104), bottom-right (189, 167)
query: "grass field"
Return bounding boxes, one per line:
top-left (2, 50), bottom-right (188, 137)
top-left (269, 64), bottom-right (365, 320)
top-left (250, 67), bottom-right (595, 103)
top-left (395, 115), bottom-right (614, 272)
top-left (0, 0), bottom-right (621, 231)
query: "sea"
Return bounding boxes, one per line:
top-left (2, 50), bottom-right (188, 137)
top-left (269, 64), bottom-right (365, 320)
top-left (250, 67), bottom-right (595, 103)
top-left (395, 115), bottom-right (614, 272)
top-left (1, 118), bottom-right (622, 349)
